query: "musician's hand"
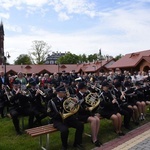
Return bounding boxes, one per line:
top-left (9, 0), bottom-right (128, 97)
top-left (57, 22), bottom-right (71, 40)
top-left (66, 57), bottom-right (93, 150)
top-left (112, 99), bottom-right (117, 104)
top-left (71, 98), bottom-right (78, 102)
top-left (85, 107), bottom-right (89, 111)
top-left (36, 90), bottom-right (40, 95)
top-left (16, 89), bottom-right (20, 94)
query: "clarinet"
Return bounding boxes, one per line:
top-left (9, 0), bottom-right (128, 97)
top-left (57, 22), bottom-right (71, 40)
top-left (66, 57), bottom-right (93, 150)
top-left (109, 89), bottom-right (121, 110)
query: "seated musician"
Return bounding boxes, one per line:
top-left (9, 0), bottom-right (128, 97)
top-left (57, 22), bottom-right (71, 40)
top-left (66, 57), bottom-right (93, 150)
top-left (99, 81), bottom-right (125, 136)
top-left (76, 82), bottom-right (102, 147)
top-left (42, 80), bottom-right (56, 106)
top-left (47, 86), bottom-right (84, 150)
top-left (143, 79), bottom-right (150, 106)
top-left (113, 82), bottom-right (133, 129)
top-left (9, 80), bottom-right (34, 135)
top-left (29, 80), bottom-right (48, 126)
top-left (134, 81), bottom-right (146, 121)
top-left (124, 81), bottom-right (139, 125)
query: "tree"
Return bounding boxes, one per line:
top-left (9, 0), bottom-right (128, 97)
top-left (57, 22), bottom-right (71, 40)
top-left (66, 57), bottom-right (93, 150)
top-left (57, 52), bottom-right (79, 64)
top-left (114, 54), bottom-right (123, 61)
top-left (14, 54), bottom-right (32, 65)
top-left (87, 54), bottom-right (98, 62)
top-left (78, 54), bottom-right (88, 63)
top-left (29, 40), bottom-right (51, 64)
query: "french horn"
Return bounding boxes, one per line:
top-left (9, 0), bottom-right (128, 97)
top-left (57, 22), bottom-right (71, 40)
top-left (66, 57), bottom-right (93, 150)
top-left (85, 92), bottom-right (101, 111)
top-left (61, 97), bottom-right (79, 120)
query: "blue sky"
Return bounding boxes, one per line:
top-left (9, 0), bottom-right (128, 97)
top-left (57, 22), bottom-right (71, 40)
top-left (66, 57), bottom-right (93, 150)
top-left (0, 0), bottom-right (150, 64)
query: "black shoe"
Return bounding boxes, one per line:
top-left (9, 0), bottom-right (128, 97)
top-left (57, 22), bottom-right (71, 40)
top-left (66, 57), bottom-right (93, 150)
top-left (16, 131), bottom-right (22, 135)
top-left (73, 144), bottom-right (84, 150)
top-left (93, 140), bottom-right (102, 147)
top-left (118, 132), bottom-right (125, 136)
top-left (124, 125), bottom-right (131, 130)
top-left (61, 146), bottom-right (67, 150)
top-left (134, 121), bottom-right (139, 126)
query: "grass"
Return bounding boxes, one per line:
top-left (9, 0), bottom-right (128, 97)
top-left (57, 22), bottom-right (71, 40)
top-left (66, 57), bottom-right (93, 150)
top-left (0, 108), bottom-right (150, 150)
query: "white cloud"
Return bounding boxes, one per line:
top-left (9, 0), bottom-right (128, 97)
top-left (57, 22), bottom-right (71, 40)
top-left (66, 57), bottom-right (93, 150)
top-left (0, 12), bottom-right (10, 19)
top-left (58, 12), bottom-right (71, 21)
top-left (24, 0), bottom-right (48, 7)
top-left (5, 24), bottom-right (22, 33)
top-left (48, 0), bottom-right (97, 19)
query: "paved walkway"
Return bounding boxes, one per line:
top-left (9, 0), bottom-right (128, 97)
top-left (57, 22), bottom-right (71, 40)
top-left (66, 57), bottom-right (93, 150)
top-left (93, 122), bottom-right (150, 150)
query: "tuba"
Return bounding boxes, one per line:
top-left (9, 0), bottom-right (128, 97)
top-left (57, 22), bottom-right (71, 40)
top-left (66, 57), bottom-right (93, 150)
top-left (61, 97), bottom-right (79, 120)
top-left (85, 92), bottom-right (101, 111)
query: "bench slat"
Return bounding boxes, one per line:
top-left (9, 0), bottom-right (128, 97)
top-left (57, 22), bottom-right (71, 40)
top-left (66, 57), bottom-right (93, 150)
top-left (25, 124), bottom-right (58, 137)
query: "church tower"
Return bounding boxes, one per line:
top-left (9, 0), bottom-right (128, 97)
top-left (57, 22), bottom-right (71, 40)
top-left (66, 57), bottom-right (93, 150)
top-left (0, 21), bottom-right (4, 65)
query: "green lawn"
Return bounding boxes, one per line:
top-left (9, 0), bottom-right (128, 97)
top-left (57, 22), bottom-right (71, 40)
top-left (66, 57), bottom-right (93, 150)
top-left (0, 108), bottom-right (150, 150)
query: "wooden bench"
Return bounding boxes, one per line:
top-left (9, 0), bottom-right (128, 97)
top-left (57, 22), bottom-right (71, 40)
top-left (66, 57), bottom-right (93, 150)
top-left (25, 116), bottom-right (104, 150)
top-left (25, 124), bottom-right (58, 150)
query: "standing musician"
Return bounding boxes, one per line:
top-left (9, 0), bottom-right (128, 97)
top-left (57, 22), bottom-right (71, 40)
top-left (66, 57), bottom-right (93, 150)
top-left (76, 82), bottom-right (101, 147)
top-left (0, 71), bottom-right (10, 87)
top-left (124, 81), bottom-right (139, 125)
top-left (113, 82), bottom-right (133, 129)
top-left (47, 86), bottom-right (84, 150)
top-left (99, 81), bottom-right (125, 136)
top-left (9, 80), bottom-right (34, 135)
top-left (0, 84), bottom-right (6, 118)
top-left (29, 81), bottom-right (48, 126)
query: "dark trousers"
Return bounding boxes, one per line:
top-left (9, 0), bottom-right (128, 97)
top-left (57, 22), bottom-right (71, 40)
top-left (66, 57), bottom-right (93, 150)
top-left (32, 106), bottom-right (48, 125)
top-left (0, 106), bottom-right (4, 118)
top-left (119, 106), bottom-right (133, 127)
top-left (9, 107), bottom-right (34, 132)
top-left (53, 116), bottom-right (84, 148)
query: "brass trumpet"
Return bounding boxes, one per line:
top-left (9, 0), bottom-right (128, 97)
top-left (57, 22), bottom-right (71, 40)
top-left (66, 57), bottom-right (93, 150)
top-left (37, 89), bottom-right (47, 97)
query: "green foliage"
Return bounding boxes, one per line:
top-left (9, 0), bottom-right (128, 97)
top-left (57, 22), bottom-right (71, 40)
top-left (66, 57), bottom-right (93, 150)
top-left (14, 54), bottom-right (32, 65)
top-left (88, 53), bottom-right (98, 62)
top-left (57, 52), bottom-right (79, 64)
top-left (114, 54), bottom-right (124, 61)
top-left (29, 40), bottom-right (51, 64)
top-left (57, 52), bottom-right (100, 64)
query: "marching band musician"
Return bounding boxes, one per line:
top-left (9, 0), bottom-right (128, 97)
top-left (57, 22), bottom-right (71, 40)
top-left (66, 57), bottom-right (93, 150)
top-left (76, 82), bottom-right (102, 147)
top-left (113, 82), bottom-right (133, 129)
top-left (143, 79), bottom-right (150, 105)
top-left (47, 85), bottom-right (84, 150)
top-left (134, 81), bottom-right (146, 121)
top-left (29, 80), bottom-right (48, 126)
top-left (99, 81), bottom-right (125, 136)
top-left (9, 80), bottom-right (34, 135)
top-left (124, 81), bottom-right (139, 125)
top-left (43, 80), bottom-right (56, 100)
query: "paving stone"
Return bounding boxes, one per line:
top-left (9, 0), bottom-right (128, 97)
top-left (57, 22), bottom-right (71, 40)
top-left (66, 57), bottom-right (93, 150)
top-left (96, 122), bottom-right (150, 150)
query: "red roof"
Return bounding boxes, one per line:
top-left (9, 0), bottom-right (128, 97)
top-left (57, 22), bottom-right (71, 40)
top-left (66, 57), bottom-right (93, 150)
top-left (0, 59), bottom-right (115, 74)
top-left (109, 50), bottom-right (150, 69)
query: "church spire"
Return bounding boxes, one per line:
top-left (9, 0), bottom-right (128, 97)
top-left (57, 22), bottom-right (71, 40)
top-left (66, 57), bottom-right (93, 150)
top-left (0, 20), bottom-right (4, 35)
top-left (0, 19), bottom-right (4, 65)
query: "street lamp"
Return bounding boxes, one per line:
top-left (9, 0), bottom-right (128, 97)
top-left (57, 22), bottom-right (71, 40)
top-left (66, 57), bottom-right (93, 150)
top-left (4, 52), bottom-right (10, 84)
